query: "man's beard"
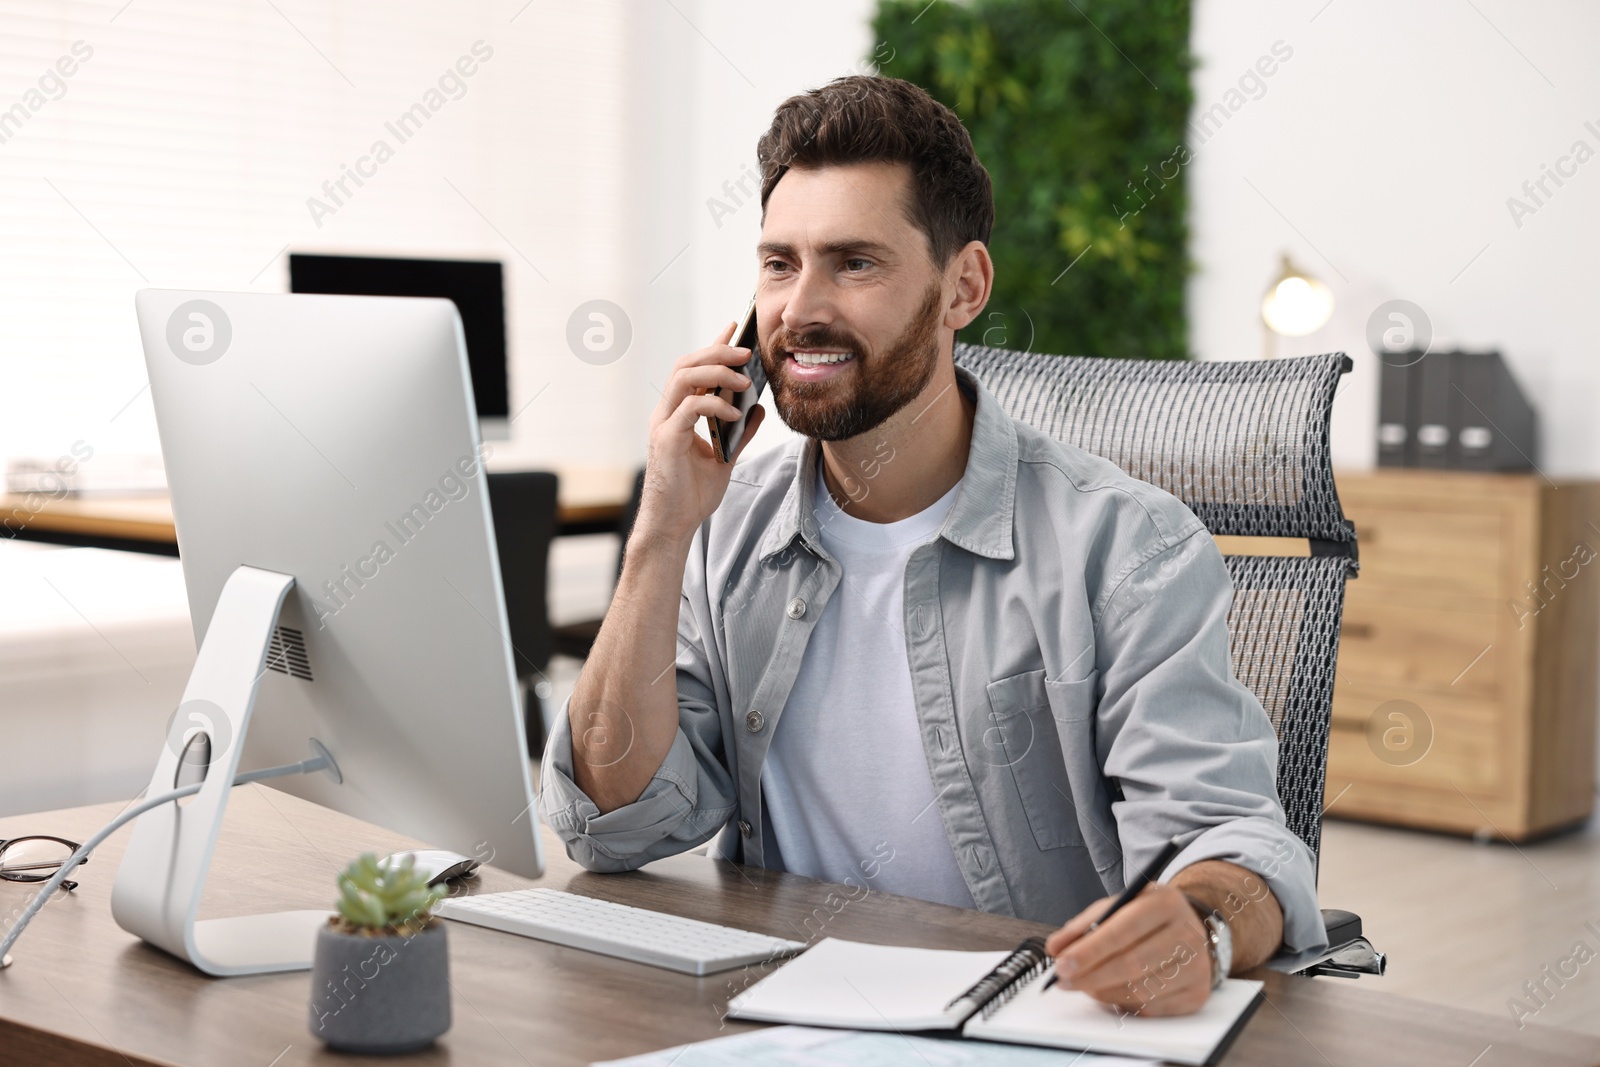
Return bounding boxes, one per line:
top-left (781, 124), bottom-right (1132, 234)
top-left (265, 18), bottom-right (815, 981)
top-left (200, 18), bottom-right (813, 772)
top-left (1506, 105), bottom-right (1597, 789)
top-left (760, 280), bottom-right (944, 442)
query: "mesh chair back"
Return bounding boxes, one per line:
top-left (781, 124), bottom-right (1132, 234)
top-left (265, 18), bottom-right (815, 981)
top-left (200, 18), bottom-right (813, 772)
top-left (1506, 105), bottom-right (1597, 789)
top-left (953, 344), bottom-right (1356, 867)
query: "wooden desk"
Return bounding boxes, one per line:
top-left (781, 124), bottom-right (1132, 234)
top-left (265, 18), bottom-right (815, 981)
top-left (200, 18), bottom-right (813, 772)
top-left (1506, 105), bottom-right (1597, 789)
top-left (0, 465), bottom-right (635, 554)
top-left (3, 791), bottom-right (1598, 1066)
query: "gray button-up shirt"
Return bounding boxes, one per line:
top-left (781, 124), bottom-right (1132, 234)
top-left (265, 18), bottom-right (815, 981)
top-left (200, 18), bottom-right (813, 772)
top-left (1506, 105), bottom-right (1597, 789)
top-left (542, 366), bottom-right (1328, 967)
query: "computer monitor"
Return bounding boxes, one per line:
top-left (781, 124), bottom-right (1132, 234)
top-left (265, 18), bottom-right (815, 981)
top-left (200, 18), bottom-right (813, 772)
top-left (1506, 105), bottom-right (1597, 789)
top-left (113, 289), bottom-right (542, 976)
top-left (288, 254), bottom-right (511, 440)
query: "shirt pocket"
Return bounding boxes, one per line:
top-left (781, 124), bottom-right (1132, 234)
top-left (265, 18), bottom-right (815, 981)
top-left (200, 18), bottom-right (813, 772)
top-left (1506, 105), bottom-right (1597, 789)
top-left (984, 668), bottom-right (1097, 851)
top-left (1044, 672), bottom-right (1100, 722)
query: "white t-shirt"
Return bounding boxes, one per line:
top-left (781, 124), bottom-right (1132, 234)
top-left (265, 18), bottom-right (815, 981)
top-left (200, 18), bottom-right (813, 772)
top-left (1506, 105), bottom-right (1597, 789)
top-left (760, 459), bottom-right (976, 909)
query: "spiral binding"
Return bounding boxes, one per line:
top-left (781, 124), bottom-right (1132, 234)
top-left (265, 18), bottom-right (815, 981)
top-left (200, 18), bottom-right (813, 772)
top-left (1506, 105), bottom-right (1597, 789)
top-left (943, 936), bottom-right (1052, 1022)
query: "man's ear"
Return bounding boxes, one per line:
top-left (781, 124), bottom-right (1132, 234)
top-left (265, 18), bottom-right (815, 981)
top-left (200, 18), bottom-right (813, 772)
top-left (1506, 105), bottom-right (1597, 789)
top-left (942, 240), bottom-right (994, 331)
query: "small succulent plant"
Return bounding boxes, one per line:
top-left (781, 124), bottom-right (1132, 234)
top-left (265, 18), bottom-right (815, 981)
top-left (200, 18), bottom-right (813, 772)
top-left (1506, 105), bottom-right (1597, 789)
top-left (333, 853), bottom-right (446, 936)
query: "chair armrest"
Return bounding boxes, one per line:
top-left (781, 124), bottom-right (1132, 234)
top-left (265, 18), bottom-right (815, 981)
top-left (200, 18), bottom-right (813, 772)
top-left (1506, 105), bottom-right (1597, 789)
top-left (1301, 909), bottom-right (1385, 978)
top-left (1321, 908), bottom-right (1363, 946)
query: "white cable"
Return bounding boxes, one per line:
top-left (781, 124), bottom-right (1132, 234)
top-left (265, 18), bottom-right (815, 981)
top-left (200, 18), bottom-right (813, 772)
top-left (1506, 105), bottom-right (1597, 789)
top-left (0, 753), bottom-right (331, 967)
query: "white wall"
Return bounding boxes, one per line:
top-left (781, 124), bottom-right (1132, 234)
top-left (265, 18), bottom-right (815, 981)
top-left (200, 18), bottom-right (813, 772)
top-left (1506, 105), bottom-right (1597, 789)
top-left (620, 0), bottom-right (880, 464)
top-left (1187, 0), bottom-right (1600, 475)
top-left (0, 1), bottom-right (635, 472)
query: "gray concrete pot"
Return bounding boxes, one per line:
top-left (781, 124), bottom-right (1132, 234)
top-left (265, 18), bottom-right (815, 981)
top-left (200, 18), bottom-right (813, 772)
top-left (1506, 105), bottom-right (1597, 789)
top-left (308, 919), bottom-right (451, 1054)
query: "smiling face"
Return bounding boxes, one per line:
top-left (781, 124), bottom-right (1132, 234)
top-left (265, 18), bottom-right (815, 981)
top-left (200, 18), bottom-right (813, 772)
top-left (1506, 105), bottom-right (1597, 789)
top-left (756, 162), bottom-right (951, 442)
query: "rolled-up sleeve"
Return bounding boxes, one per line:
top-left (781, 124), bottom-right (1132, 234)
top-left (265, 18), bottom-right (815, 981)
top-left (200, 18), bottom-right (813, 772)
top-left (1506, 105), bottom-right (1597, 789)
top-left (1094, 529), bottom-right (1328, 969)
top-left (538, 531), bottom-right (738, 872)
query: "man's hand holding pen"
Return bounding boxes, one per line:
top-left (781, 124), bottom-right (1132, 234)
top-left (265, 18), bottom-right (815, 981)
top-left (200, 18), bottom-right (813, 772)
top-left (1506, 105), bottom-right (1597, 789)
top-left (1044, 880), bottom-right (1214, 1017)
top-left (1040, 836), bottom-right (1286, 1018)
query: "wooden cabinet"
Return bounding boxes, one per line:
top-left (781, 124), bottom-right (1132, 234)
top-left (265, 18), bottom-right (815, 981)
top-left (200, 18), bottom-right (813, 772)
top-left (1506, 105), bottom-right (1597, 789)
top-left (1326, 469), bottom-right (1600, 840)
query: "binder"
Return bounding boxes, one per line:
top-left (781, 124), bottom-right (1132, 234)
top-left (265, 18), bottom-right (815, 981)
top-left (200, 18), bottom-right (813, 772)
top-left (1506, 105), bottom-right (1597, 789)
top-left (1450, 350), bottom-right (1538, 472)
top-left (1413, 352), bottom-right (1454, 468)
top-left (1376, 357), bottom-right (1415, 467)
top-left (1378, 349), bottom-right (1538, 472)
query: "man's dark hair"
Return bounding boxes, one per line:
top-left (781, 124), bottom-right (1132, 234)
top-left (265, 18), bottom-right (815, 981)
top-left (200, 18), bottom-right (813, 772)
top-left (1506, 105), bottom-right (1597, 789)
top-left (757, 75), bottom-right (994, 269)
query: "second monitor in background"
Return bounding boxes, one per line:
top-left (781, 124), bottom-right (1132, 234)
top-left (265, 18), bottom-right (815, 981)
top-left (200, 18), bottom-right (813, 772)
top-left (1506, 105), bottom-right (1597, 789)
top-left (289, 253), bottom-right (511, 440)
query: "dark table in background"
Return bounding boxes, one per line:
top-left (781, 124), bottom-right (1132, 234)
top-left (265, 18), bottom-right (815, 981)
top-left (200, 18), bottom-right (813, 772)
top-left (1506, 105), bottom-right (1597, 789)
top-left (0, 463), bottom-right (635, 555)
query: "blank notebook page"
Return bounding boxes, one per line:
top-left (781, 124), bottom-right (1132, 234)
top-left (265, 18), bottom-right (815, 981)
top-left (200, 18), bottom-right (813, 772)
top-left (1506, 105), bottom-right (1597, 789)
top-left (726, 938), bottom-right (1011, 1031)
top-left (965, 970), bottom-right (1264, 1066)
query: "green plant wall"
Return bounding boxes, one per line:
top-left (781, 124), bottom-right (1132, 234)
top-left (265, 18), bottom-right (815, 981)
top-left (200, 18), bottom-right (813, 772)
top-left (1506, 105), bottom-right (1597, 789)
top-left (873, 0), bottom-right (1194, 360)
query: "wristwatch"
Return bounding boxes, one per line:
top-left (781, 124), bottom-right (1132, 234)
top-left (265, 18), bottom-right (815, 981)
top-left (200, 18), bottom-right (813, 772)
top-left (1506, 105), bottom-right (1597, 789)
top-left (1184, 894), bottom-right (1232, 990)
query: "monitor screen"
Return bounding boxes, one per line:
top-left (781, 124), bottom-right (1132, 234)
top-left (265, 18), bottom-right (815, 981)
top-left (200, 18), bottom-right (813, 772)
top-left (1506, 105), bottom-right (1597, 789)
top-left (289, 254), bottom-right (509, 419)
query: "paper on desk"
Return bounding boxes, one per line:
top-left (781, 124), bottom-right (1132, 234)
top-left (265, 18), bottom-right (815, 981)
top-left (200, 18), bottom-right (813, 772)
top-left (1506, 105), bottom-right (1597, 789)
top-left (592, 1025), bottom-right (1159, 1067)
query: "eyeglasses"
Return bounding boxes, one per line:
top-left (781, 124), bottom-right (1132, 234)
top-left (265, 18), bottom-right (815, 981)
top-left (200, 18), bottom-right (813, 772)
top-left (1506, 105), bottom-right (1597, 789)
top-left (0, 836), bottom-right (85, 893)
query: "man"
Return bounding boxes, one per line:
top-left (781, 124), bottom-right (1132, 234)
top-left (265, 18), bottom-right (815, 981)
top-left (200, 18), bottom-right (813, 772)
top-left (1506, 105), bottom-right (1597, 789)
top-left (541, 74), bottom-right (1327, 1015)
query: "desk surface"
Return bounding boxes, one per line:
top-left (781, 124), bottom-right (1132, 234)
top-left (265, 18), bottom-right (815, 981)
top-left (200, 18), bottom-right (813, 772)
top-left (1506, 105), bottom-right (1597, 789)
top-left (3, 790), bottom-right (1597, 1067)
top-left (0, 463), bottom-right (635, 546)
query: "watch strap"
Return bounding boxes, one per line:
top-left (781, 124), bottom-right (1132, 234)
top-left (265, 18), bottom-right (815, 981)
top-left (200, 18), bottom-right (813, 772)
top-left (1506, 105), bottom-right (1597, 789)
top-left (1182, 893), bottom-right (1227, 989)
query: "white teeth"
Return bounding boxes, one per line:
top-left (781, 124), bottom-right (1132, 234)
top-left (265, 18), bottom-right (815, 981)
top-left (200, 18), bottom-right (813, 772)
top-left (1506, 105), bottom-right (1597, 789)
top-left (791, 351), bottom-right (854, 366)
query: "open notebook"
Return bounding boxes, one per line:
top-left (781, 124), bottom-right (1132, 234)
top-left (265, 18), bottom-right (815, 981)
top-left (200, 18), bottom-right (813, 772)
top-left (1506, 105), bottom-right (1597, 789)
top-left (727, 938), bottom-right (1263, 1067)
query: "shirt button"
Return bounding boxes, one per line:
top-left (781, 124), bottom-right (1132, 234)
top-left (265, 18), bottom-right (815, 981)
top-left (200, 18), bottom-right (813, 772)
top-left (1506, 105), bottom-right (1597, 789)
top-left (786, 597), bottom-right (807, 619)
top-left (738, 820), bottom-right (752, 838)
top-left (745, 709), bottom-right (765, 733)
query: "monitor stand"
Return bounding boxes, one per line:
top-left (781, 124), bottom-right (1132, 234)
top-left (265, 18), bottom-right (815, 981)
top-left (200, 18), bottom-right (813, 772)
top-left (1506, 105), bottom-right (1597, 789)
top-left (110, 565), bottom-right (342, 977)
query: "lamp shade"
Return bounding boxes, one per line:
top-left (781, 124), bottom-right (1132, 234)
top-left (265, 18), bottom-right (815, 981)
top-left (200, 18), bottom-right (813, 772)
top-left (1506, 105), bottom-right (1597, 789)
top-left (1261, 255), bottom-right (1334, 337)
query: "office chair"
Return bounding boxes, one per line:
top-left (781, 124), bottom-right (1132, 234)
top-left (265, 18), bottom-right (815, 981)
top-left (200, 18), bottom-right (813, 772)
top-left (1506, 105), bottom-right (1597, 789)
top-left (953, 342), bottom-right (1385, 980)
top-left (486, 471), bottom-right (559, 757)
top-left (550, 468), bottom-right (646, 661)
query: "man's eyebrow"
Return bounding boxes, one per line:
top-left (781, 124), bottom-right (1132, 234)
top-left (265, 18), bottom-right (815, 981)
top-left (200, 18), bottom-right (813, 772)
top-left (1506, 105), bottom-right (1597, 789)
top-left (756, 238), bottom-right (898, 259)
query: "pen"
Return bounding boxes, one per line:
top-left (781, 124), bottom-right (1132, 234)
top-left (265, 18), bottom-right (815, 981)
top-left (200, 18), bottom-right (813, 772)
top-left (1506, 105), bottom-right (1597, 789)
top-left (1040, 835), bottom-right (1185, 993)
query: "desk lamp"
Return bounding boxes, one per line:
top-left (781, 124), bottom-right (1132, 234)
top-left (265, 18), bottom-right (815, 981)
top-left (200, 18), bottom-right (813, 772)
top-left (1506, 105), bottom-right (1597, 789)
top-left (1260, 254), bottom-right (1334, 358)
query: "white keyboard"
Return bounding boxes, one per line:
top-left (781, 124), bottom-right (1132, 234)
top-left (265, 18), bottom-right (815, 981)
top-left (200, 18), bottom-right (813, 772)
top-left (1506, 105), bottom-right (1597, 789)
top-left (434, 888), bottom-right (806, 976)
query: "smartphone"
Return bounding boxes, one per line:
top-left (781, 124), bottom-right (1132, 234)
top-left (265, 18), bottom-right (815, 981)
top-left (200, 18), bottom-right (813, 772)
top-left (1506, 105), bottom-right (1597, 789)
top-left (707, 295), bottom-right (768, 463)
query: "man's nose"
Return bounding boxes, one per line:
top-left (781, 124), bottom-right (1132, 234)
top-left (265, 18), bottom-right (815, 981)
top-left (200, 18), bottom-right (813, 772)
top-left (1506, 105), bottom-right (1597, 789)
top-left (780, 265), bottom-right (836, 336)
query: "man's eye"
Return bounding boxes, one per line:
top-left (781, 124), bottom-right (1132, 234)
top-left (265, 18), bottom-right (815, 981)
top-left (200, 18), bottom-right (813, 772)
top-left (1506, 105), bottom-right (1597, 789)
top-left (764, 260), bottom-right (791, 274)
top-left (843, 258), bottom-right (871, 272)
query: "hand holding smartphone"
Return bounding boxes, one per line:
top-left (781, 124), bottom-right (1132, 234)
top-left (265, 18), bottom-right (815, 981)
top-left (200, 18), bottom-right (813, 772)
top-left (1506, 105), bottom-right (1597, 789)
top-left (706, 295), bottom-right (768, 463)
